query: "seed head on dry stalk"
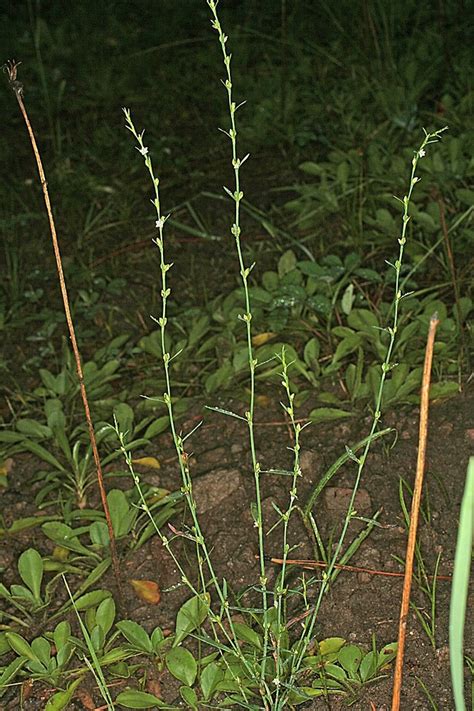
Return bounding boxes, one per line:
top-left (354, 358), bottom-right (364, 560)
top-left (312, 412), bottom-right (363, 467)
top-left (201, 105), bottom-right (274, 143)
top-left (3, 59), bottom-right (24, 97)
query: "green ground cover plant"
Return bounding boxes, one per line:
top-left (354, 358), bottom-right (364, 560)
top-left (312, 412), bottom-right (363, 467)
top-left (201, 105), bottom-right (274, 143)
top-left (0, 1), bottom-right (472, 708)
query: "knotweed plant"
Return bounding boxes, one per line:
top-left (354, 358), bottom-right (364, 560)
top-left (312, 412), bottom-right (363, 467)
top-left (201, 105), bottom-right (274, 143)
top-left (120, 1), bottom-right (447, 708)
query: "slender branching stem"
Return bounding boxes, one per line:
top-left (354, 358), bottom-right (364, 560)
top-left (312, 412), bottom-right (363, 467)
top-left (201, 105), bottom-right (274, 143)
top-left (207, 2), bottom-right (271, 695)
top-left (123, 110), bottom-right (256, 698)
top-left (287, 127), bottom-right (448, 697)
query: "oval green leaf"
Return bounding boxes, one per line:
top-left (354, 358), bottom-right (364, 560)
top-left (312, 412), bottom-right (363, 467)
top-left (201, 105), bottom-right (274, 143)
top-left (166, 646), bottom-right (197, 686)
top-left (115, 689), bottom-right (165, 708)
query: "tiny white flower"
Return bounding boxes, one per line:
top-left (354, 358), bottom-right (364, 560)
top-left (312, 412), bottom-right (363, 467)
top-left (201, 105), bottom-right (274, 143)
top-left (136, 145), bottom-right (149, 156)
top-left (418, 148), bottom-right (426, 158)
top-left (155, 217), bottom-right (165, 229)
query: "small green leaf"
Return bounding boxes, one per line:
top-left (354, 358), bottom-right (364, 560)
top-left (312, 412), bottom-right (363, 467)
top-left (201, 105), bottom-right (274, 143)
top-left (303, 337), bottom-right (320, 371)
top-left (311, 677), bottom-right (343, 690)
top-left (378, 642), bottom-right (397, 668)
top-left (324, 663), bottom-right (347, 681)
top-left (354, 267), bottom-right (382, 283)
top-left (115, 689), bottom-right (165, 708)
top-left (42, 522), bottom-right (94, 557)
top-left (44, 677), bottom-right (83, 710)
top-left (331, 333), bottom-right (363, 364)
top-left (179, 685), bottom-right (198, 708)
top-left (89, 520), bottom-right (110, 547)
top-left (99, 647), bottom-right (130, 665)
top-left (262, 270), bottom-right (279, 291)
top-left (174, 593), bottom-right (210, 646)
top-left (278, 249), bottom-right (297, 278)
top-left (338, 644), bottom-right (362, 676)
top-left (90, 626), bottom-right (105, 653)
top-left (347, 308), bottom-right (379, 332)
top-left (316, 637), bottom-right (346, 657)
top-left (113, 403), bottom-right (135, 440)
top-left (233, 622), bottom-right (262, 650)
top-left (77, 559), bottom-right (111, 596)
top-left (116, 620), bottom-right (152, 653)
top-left (16, 418), bottom-right (52, 439)
top-left (0, 658), bottom-right (25, 695)
top-left (21, 440), bottom-right (65, 471)
top-left (144, 416), bottom-right (169, 439)
top-left (40, 369), bottom-right (62, 394)
top-left (341, 283), bottom-right (355, 316)
top-left (457, 296), bottom-right (472, 322)
top-left (96, 597), bottom-right (116, 636)
top-left (166, 646), bottom-right (197, 686)
top-left (0, 633), bottom-right (10, 655)
top-left (287, 685), bottom-right (328, 703)
top-left (455, 188), bottom-right (474, 206)
top-left (309, 408), bottom-right (352, 424)
top-left (108, 489), bottom-right (135, 538)
top-left (200, 661), bottom-right (224, 701)
top-left (5, 515), bottom-right (56, 534)
top-left (429, 381), bottom-right (459, 400)
top-left (73, 589), bottom-right (112, 611)
top-left (306, 293), bottom-right (332, 316)
top-left (54, 622), bottom-right (71, 652)
top-left (299, 161), bottom-right (324, 176)
top-left (205, 362), bottom-right (233, 394)
top-left (31, 637), bottom-right (51, 666)
top-left (359, 650), bottom-right (378, 681)
top-left (18, 548), bottom-right (43, 601)
top-left (150, 627), bottom-right (165, 653)
top-left (5, 632), bottom-right (36, 661)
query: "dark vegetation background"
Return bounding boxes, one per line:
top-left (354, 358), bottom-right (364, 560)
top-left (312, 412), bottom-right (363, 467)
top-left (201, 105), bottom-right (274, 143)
top-left (1, 1), bottom-right (472, 345)
top-left (0, 1), bottom-right (473, 709)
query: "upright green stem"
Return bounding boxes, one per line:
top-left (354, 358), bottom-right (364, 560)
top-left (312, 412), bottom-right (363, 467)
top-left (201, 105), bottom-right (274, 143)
top-left (123, 110), bottom-right (255, 698)
top-left (285, 127), bottom-right (448, 702)
top-left (273, 349), bottom-right (307, 706)
top-left (207, 0), bottom-right (270, 692)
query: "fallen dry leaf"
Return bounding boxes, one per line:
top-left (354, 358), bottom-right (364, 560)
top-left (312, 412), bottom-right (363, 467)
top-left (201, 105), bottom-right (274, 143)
top-left (132, 456), bottom-right (161, 469)
top-left (76, 688), bottom-right (96, 710)
top-left (52, 546), bottom-right (70, 561)
top-left (130, 579), bottom-right (161, 604)
top-left (252, 331), bottom-right (277, 346)
top-left (0, 457), bottom-right (14, 475)
top-left (21, 679), bottom-right (33, 701)
top-left (0, 457), bottom-right (14, 488)
top-left (146, 678), bottom-right (162, 698)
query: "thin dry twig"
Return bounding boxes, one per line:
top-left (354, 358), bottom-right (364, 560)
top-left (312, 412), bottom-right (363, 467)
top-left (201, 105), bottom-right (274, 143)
top-left (5, 60), bottom-right (122, 598)
top-left (391, 313), bottom-right (440, 711)
top-left (269, 556), bottom-right (452, 581)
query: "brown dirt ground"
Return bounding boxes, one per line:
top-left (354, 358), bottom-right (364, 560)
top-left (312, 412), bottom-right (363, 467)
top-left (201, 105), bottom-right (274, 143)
top-left (1, 381), bottom-right (472, 710)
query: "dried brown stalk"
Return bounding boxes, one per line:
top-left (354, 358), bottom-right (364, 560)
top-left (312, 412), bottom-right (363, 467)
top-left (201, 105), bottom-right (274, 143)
top-left (269, 556), bottom-right (452, 581)
top-left (391, 313), bottom-right (440, 711)
top-left (5, 60), bottom-right (122, 596)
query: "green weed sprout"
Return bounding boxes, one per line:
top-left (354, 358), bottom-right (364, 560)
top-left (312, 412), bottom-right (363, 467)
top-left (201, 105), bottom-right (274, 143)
top-left (62, 576), bottom-right (115, 711)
